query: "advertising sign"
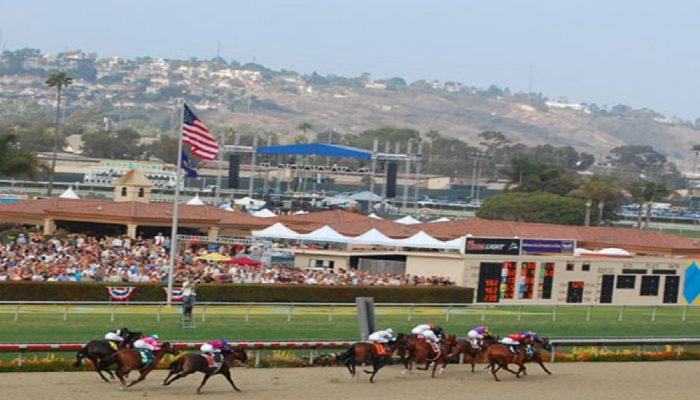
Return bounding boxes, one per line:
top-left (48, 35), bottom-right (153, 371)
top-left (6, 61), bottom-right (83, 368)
top-left (464, 237), bottom-right (521, 255)
top-left (521, 239), bottom-right (575, 255)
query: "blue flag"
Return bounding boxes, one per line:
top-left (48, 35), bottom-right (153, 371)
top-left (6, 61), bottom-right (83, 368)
top-left (181, 151), bottom-right (198, 178)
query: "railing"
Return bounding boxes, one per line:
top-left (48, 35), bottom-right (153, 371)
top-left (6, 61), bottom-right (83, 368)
top-left (1, 301), bottom-right (698, 323)
top-left (2, 337), bottom-right (699, 367)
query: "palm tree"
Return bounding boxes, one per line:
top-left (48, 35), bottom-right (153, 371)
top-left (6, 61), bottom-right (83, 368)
top-left (297, 122), bottom-right (313, 135)
top-left (45, 71), bottom-right (73, 196)
top-left (575, 178), bottom-right (620, 225)
top-left (641, 181), bottom-right (671, 229)
top-left (0, 134), bottom-right (41, 180)
top-left (692, 144), bottom-right (700, 173)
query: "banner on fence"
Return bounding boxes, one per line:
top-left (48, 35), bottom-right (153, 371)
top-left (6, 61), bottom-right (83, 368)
top-left (464, 237), bottom-right (521, 255)
top-left (105, 286), bottom-right (136, 302)
top-left (521, 239), bottom-right (576, 255)
top-left (162, 287), bottom-right (184, 302)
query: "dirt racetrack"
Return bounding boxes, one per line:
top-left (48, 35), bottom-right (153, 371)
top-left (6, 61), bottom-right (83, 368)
top-left (1, 362), bottom-right (697, 400)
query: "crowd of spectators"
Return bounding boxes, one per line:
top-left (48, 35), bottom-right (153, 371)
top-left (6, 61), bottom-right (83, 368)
top-left (0, 232), bottom-right (455, 286)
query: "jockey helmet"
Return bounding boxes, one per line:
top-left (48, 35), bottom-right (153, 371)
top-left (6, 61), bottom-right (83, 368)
top-left (220, 339), bottom-right (229, 346)
top-left (149, 333), bottom-right (159, 340)
top-left (386, 328), bottom-right (394, 334)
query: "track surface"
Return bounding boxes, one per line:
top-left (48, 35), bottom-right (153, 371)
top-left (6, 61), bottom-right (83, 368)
top-left (0, 362), bottom-right (697, 400)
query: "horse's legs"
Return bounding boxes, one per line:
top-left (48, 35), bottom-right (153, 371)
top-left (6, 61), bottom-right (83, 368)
top-left (115, 367), bottom-right (129, 389)
top-left (92, 357), bottom-right (111, 382)
top-left (537, 358), bottom-right (552, 375)
top-left (163, 370), bottom-right (191, 386)
top-left (368, 361), bottom-right (382, 383)
top-left (221, 369), bottom-right (242, 392)
top-left (489, 359), bottom-right (500, 382)
top-left (127, 369), bottom-right (150, 388)
top-left (196, 373), bottom-right (213, 394)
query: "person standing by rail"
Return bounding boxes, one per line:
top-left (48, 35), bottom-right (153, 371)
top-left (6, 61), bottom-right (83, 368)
top-left (182, 275), bottom-right (197, 321)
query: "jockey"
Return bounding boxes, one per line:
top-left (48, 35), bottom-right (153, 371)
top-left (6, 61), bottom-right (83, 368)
top-left (500, 332), bottom-right (525, 354)
top-left (104, 331), bottom-right (124, 344)
top-left (411, 323), bottom-right (434, 336)
top-left (368, 328), bottom-right (395, 344)
top-left (467, 326), bottom-right (492, 349)
top-left (199, 339), bottom-right (228, 370)
top-left (521, 330), bottom-right (541, 342)
top-left (420, 327), bottom-right (441, 343)
top-left (134, 333), bottom-right (161, 352)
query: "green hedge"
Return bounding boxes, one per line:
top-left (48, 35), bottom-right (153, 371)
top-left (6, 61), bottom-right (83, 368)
top-left (0, 282), bottom-right (473, 303)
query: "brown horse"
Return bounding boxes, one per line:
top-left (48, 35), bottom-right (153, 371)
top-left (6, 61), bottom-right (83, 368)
top-left (74, 328), bottom-right (143, 382)
top-left (162, 348), bottom-right (248, 394)
top-left (483, 337), bottom-right (534, 382)
top-left (495, 337), bottom-right (552, 376)
top-left (104, 342), bottom-right (178, 389)
top-left (446, 336), bottom-right (498, 373)
top-left (337, 336), bottom-right (404, 383)
top-left (403, 335), bottom-right (456, 378)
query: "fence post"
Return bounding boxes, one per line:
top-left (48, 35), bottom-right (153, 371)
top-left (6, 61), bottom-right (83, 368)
top-left (245, 304), bottom-right (252, 323)
top-left (110, 304), bottom-right (117, 323)
top-left (651, 307), bottom-right (657, 322)
top-left (408, 305), bottom-right (414, 322)
top-left (517, 305), bottom-right (522, 322)
top-left (201, 305), bottom-right (208, 322)
top-left (586, 305), bottom-right (592, 322)
top-left (309, 349), bottom-right (315, 365)
top-left (63, 304), bottom-right (70, 321)
top-left (636, 345), bottom-right (642, 356)
top-left (156, 304), bottom-right (163, 323)
top-left (682, 306), bottom-right (688, 322)
top-left (618, 306), bottom-right (625, 322)
top-left (550, 344), bottom-right (556, 362)
top-left (328, 305), bottom-right (335, 322)
top-left (255, 350), bottom-right (261, 367)
top-left (18, 350), bottom-right (24, 367)
top-left (287, 305), bottom-right (293, 322)
top-left (481, 306), bottom-right (486, 322)
top-left (551, 305), bottom-right (558, 322)
top-left (14, 304), bottom-right (21, 322)
top-left (445, 306), bottom-right (452, 322)
top-left (459, 353), bottom-right (465, 364)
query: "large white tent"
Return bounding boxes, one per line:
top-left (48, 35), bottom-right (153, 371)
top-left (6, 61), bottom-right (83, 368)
top-left (234, 196), bottom-right (266, 210)
top-left (395, 215), bottom-right (422, 225)
top-left (429, 217), bottom-right (451, 223)
top-left (185, 194), bottom-right (205, 206)
top-left (349, 191), bottom-right (383, 201)
top-left (252, 208), bottom-right (277, 218)
top-left (445, 237), bottom-right (463, 250)
top-left (398, 231), bottom-right (452, 249)
top-left (367, 213), bottom-right (383, 220)
top-left (251, 223), bottom-right (301, 240)
top-left (300, 225), bottom-right (351, 243)
top-left (349, 228), bottom-right (398, 247)
top-left (59, 187), bottom-right (80, 199)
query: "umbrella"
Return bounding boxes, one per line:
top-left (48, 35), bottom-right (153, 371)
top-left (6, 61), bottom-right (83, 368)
top-left (195, 252), bottom-right (231, 262)
top-left (225, 257), bottom-right (261, 266)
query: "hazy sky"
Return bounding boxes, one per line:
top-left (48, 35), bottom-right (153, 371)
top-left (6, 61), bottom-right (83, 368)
top-left (1, 0), bottom-right (698, 119)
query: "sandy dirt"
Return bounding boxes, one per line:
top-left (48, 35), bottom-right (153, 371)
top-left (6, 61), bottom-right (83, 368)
top-left (0, 362), bottom-right (697, 400)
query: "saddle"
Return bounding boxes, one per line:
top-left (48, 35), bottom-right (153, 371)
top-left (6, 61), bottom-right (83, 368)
top-left (136, 349), bottom-right (154, 367)
top-left (372, 342), bottom-right (388, 356)
top-left (429, 342), bottom-right (441, 355)
top-left (203, 353), bottom-right (222, 368)
top-left (108, 341), bottom-right (119, 351)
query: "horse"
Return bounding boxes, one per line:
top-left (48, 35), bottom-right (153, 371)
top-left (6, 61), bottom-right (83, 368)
top-left (162, 348), bottom-right (248, 394)
top-left (495, 337), bottom-right (552, 376)
top-left (103, 342), bottom-right (178, 389)
top-left (403, 335), bottom-right (457, 378)
top-left (337, 335), bottom-right (404, 383)
top-left (446, 336), bottom-right (498, 373)
top-left (74, 328), bottom-right (143, 382)
top-left (483, 337), bottom-right (534, 381)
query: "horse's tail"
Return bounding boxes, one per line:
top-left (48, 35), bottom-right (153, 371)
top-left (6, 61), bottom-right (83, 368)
top-left (337, 346), bottom-right (355, 363)
top-left (74, 347), bottom-right (87, 367)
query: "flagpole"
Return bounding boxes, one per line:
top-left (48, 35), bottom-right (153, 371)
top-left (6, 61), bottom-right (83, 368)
top-left (167, 93), bottom-right (186, 305)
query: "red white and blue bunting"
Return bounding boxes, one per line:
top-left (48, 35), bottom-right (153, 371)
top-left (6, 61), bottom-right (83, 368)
top-left (162, 287), bottom-right (184, 302)
top-left (105, 286), bottom-right (137, 302)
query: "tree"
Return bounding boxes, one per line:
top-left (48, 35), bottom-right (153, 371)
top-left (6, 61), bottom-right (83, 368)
top-left (571, 178), bottom-right (621, 225)
top-left (16, 124), bottom-right (64, 152)
top-left (476, 192), bottom-right (586, 225)
top-left (641, 181), bottom-right (671, 229)
top-left (81, 128), bottom-right (142, 159)
top-left (297, 122), bottom-right (313, 135)
top-left (292, 134), bottom-right (309, 144)
top-left (45, 71), bottom-right (73, 196)
top-left (64, 107), bottom-right (106, 136)
top-left (0, 134), bottom-right (41, 180)
top-left (692, 144), bottom-right (700, 173)
top-left (142, 134), bottom-right (178, 163)
top-left (502, 156), bottom-right (578, 196)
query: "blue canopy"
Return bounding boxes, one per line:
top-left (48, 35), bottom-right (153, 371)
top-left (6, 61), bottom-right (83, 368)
top-left (256, 143), bottom-right (372, 160)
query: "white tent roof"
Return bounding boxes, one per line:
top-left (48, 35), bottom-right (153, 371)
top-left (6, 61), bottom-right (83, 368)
top-left (293, 210), bottom-right (309, 215)
top-left (186, 194), bottom-right (205, 206)
top-left (223, 206), bottom-right (235, 212)
top-left (59, 187), bottom-right (80, 199)
top-left (445, 237), bottom-right (463, 250)
top-left (597, 248), bottom-right (632, 256)
top-left (398, 231), bottom-right (451, 249)
top-left (395, 215), bottom-right (422, 225)
top-left (367, 213), bottom-right (383, 220)
top-left (300, 225), bottom-right (350, 243)
top-left (349, 191), bottom-right (383, 201)
top-left (234, 196), bottom-right (266, 209)
top-left (349, 228), bottom-right (398, 247)
top-left (574, 248), bottom-right (596, 256)
top-left (429, 217), bottom-right (451, 223)
top-left (252, 208), bottom-right (277, 218)
top-left (251, 223), bottom-right (301, 240)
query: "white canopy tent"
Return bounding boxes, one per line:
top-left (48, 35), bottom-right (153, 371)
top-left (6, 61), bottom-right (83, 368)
top-left (349, 191), bottom-right (383, 202)
top-left (185, 194), bottom-right (205, 206)
top-left (252, 208), bottom-right (277, 218)
top-left (367, 213), bottom-right (383, 220)
top-left (445, 237), bottom-right (463, 250)
top-left (234, 196), bottom-right (266, 210)
top-left (251, 223), bottom-right (302, 240)
top-left (59, 187), bottom-right (80, 199)
top-left (395, 215), bottom-right (422, 225)
top-left (300, 225), bottom-right (351, 243)
top-left (349, 228), bottom-right (398, 247)
top-left (429, 217), bottom-right (451, 223)
top-left (398, 231), bottom-right (452, 250)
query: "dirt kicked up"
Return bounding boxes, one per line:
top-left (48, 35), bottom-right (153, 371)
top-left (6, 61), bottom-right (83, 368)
top-left (0, 362), bottom-right (697, 400)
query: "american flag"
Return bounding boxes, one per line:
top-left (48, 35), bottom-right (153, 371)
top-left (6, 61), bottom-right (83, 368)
top-left (182, 104), bottom-right (218, 160)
